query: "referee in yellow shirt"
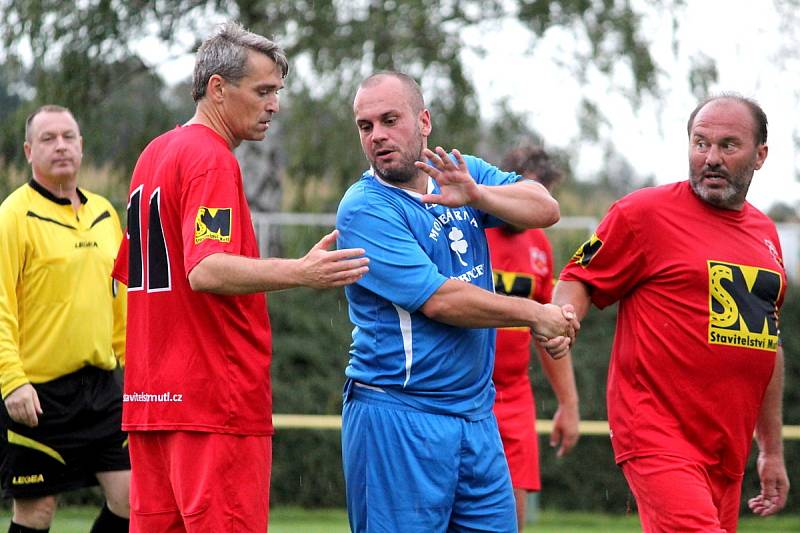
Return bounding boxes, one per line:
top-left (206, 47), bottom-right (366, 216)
top-left (0, 105), bottom-right (130, 533)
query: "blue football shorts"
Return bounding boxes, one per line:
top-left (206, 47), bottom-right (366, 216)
top-left (342, 381), bottom-right (516, 533)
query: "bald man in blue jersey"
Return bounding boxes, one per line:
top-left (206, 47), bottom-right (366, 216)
top-left (336, 71), bottom-right (579, 533)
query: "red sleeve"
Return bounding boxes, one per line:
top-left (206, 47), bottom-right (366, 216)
top-left (181, 170), bottom-right (244, 275)
top-left (112, 233), bottom-right (129, 285)
top-left (559, 200), bottom-right (648, 309)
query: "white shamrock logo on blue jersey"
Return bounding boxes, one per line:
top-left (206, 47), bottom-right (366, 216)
top-left (448, 227), bottom-right (468, 266)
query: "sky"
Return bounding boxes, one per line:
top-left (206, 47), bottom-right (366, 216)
top-left (462, 0), bottom-right (800, 213)
top-left (146, 1), bottom-right (800, 214)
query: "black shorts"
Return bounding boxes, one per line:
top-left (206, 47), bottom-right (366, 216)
top-left (0, 365), bottom-right (130, 498)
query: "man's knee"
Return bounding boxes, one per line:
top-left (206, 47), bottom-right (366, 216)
top-left (96, 470), bottom-right (131, 517)
top-left (12, 495), bottom-right (58, 529)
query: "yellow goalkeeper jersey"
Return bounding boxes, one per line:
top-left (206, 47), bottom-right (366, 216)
top-left (0, 179), bottom-right (126, 398)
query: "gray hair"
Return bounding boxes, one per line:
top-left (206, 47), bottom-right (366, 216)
top-left (192, 21), bottom-right (289, 102)
top-left (25, 104), bottom-right (77, 142)
top-left (687, 92), bottom-right (768, 145)
top-left (359, 71), bottom-right (425, 113)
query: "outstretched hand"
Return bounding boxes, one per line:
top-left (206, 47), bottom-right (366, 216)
top-left (299, 230), bottom-right (369, 288)
top-left (416, 147), bottom-right (481, 207)
top-left (4, 384), bottom-right (42, 428)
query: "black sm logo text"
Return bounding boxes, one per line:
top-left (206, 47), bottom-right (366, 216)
top-left (708, 261), bottom-right (781, 351)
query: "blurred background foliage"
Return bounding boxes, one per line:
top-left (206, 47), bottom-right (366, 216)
top-left (1, 0), bottom-right (697, 215)
top-left (2, 0), bottom-right (798, 218)
top-left (1, 0), bottom-right (798, 516)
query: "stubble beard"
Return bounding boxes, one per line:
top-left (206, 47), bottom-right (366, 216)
top-left (689, 163), bottom-right (754, 210)
top-left (373, 157), bottom-right (418, 184)
top-left (372, 130), bottom-right (424, 185)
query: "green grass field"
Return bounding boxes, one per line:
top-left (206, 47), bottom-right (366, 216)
top-left (7, 506), bottom-right (798, 532)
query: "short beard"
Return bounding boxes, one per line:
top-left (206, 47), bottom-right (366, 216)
top-left (372, 129), bottom-right (425, 185)
top-left (689, 166), bottom-right (752, 210)
top-left (689, 178), bottom-right (737, 208)
top-left (373, 159), bottom-right (418, 184)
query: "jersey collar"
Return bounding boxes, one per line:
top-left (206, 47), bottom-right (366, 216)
top-left (28, 178), bottom-right (88, 206)
top-left (369, 167), bottom-right (435, 199)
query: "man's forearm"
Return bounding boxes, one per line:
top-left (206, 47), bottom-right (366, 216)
top-left (188, 230), bottom-right (368, 295)
top-left (756, 345), bottom-right (785, 456)
top-left (470, 180), bottom-right (559, 229)
top-left (188, 253), bottom-right (304, 295)
top-left (537, 345), bottom-right (579, 407)
top-left (418, 279), bottom-right (571, 340)
top-left (551, 280), bottom-right (593, 321)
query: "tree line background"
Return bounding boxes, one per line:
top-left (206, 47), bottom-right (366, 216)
top-left (1, 0), bottom-right (798, 516)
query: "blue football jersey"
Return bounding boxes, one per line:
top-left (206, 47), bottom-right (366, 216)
top-left (336, 154), bottom-right (521, 419)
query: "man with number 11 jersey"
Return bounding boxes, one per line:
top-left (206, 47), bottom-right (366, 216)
top-left (112, 22), bottom-right (367, 532)
top-left (114, 122), bottom-right (271, 434)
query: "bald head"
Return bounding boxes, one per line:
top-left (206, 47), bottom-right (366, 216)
top-left (687, 93), bottom-right (767, 146)
top-left (357, 72), bottom-right (425, 114)
top-left (353, 71), bottom-right (432, 188)
top-left (687, 96), bottom-right (768, 210)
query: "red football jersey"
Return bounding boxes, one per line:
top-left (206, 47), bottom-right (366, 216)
top-left (561, 181), bottom-right (786, 477)
top-left (113, 124), bottom-right (273, 435)
top-left (487, 227), bottom-right (554, 389)
top-left (487, 226), bottom-right (554, 490)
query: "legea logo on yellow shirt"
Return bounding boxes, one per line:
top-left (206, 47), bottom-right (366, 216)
top-left (195, 207), bottom-right (232, 245)
top-left (707, 260), bottom-right (781, 351)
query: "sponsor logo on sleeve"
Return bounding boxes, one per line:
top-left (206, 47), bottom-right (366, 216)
top-left (194, 207), bottom-right (232, 245)
top-left (571, 233), bottom-right (603, 268)
top-left (708, 260), bottom-right (782, 351)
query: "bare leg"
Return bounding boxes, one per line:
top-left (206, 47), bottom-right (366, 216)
top-left (96, 470), bottom-right (131, 518)
top-left (12, 496), bottom-right (57, 529)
